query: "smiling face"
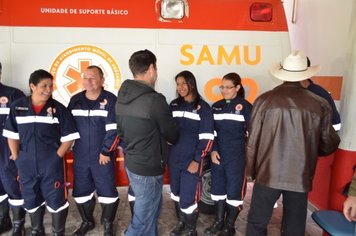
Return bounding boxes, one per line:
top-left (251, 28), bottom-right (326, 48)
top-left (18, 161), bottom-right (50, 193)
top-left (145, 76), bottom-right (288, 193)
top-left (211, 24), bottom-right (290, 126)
top-left (220, 78), bottom-right (240, 100)
top-left (30, 78), bottom-right (53, 105)
top-left (176, 76), bottom-right (193, 102)
top-left (83, 68), bottom-right (104, 93)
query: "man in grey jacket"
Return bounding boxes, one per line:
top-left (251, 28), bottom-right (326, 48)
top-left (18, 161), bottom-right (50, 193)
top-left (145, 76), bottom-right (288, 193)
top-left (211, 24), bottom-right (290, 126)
top-left (246, 51), bottom-right (340, 236)
top-left (116, 49), bottom-right (179, 236)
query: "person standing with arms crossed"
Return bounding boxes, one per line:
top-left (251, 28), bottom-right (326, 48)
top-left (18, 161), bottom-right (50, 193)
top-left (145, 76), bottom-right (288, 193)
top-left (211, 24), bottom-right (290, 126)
top-left (0, 62), bottom-right (26, 236)
top-left (116, 49), bottom-right (179, 236)
top-left (68, 65), bottom-right (120, 236)
top-left (204, 72), bottom-right (252, 236)
top-left (3, 69), bottom-right (80, 236)
top-left (245, 51), bottom-right (340, 236)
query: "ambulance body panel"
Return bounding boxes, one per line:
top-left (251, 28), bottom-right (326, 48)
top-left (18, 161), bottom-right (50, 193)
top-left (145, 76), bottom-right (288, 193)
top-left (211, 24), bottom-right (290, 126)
top-left (0, 0), bottom-right (290, 106)
top-left (0, 0), bottom-right (290, 204)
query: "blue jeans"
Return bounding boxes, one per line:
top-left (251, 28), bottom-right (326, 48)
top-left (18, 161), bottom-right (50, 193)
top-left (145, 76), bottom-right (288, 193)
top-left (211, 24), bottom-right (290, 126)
top-left (125, 168), bottom-right (163, 236)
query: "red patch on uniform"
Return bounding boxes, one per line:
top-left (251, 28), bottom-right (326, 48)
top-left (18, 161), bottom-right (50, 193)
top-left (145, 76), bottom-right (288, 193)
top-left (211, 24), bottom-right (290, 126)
top-left (0, 96), bottom-right (9, 104)
top-left (46, 107), bottom-right (56, 114)
top-left (235, 104), bottom-right (243, 111)
top-left (54, 181), bottom-right (61, 189)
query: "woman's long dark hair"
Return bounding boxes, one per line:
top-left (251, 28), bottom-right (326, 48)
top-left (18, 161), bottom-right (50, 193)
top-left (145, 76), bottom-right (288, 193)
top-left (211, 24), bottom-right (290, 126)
top-left (223, 72), bottom-right (245, 98)
top-left (175, 70), bottom-right (201, 109)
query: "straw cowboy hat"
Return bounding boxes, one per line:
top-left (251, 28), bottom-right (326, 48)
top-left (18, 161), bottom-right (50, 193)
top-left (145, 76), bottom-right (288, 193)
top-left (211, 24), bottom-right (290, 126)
top-left (270, 50), bottom-right (320, 82)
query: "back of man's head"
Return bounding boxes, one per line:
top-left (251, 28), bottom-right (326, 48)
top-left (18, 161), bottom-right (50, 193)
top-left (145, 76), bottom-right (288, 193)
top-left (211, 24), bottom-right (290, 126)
top-left (129, 49), bottom-right (156, 78)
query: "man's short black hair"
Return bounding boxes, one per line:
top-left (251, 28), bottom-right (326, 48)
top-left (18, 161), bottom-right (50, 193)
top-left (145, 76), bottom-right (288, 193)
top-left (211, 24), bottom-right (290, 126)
top-left (129, 49), bottom-right (156, 77)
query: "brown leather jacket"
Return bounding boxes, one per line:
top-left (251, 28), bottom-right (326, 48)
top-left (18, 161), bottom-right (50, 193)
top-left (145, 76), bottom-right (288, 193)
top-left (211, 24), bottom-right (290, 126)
top-left (246, 82), bottom-right (340, 192)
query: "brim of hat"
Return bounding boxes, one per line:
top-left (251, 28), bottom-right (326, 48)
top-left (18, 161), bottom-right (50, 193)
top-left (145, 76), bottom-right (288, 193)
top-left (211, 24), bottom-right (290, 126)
top-left (270, 63), bottom-right (321, 82)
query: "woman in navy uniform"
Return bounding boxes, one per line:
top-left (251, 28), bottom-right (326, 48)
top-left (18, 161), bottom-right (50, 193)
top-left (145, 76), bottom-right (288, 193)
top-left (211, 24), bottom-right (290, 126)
top-left (67, 65), bottom-right (119, 236)
top-left (169, 70), bottom-right (214, 236)
top-left (3, 69), bottom-right (80, 236)
top-left (0, 62), bottom-right (26, 236)
top-left (204, 73), bottom-right (252, 236)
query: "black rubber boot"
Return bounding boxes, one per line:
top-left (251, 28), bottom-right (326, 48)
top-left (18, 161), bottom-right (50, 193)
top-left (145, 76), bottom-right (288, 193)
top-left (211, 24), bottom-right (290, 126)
top-left (218, 204), bottom-right (241, 236)
top-left (170, 201), bottom-right (185, 236)
top-left (181, 210), bottom-right (198, 236)
top-left (101, 198), bottom-right (119, 236)
top-left (52, 207), bottom-right (68, 236)
top-left (204, 200), bottom-right (226, 235)
top-left (72, 196), bottom-right (96, 236)
top-left (29, 205), bottom-right (46, 236)
top-left (0, 199), bottom-right (12, 234)
top-left (11, 207), bottom-right (26, 236)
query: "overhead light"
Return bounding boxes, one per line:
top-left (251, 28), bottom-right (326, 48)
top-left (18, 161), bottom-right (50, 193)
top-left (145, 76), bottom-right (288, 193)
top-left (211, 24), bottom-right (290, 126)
top-left (161, 0), bottom-right (185, 20)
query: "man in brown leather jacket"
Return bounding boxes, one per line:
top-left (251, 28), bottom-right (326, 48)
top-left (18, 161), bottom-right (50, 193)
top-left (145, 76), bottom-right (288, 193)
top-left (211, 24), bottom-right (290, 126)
top-left (246, 51), bottom-right (340, 236)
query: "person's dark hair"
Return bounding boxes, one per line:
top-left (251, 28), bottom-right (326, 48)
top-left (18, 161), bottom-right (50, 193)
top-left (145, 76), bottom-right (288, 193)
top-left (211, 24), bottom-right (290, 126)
top-left (0, 62), bottom-right (2, 70)
top-left (29, 69), bottom-right (53, 86)
top-left (87, 65), bottom-right (104, 78)
top-left (223, 72), bottom-right (245, 98)
top-left (175, 70), bottom-right (201, 109)
top-left (129, 49), bottom-right (157, 77)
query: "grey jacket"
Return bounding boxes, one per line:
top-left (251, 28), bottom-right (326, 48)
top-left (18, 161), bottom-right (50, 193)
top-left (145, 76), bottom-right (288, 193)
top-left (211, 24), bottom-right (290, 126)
top-left (116, 80), bottom-right (179, 176)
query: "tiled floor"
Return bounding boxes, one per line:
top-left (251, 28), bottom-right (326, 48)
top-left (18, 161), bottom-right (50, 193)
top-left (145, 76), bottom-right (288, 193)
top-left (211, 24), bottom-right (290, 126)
top-left (3, 183), bottom-right (322, 235)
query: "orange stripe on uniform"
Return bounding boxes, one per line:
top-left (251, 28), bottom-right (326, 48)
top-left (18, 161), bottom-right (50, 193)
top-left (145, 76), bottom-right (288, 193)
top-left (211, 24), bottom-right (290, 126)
top-left (62, 156), bottom-right (68, 200)
top-left (241, 169), bottom-right (248, 200)
top-left (109, 135), bottom-right (120, 152)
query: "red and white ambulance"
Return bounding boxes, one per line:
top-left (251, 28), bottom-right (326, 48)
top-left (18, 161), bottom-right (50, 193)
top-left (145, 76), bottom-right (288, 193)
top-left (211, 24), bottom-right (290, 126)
top-left (0, 0), bottom-right (293, 211)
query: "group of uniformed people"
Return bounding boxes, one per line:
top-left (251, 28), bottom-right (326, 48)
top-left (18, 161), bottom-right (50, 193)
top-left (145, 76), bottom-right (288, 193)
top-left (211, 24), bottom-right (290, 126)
top-left (0, 65), bottom-right (121, 236)
top-left (0, 50), bottom-right (341, 236)
top-left (0, 59), bottom-right (252, 236)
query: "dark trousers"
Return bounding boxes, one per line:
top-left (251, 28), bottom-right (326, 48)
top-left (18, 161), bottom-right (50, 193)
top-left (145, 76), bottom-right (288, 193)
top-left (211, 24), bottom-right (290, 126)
top-left (246, 183), bottom-right (308, 236)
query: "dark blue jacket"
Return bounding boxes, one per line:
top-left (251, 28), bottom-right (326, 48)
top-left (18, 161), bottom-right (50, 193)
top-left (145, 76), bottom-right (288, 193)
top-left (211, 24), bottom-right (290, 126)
top-left (307, 81), bottom-right (341, 131)
top-left (68, 89), bottom-right (119, 164)
top-left (0, 83), bottom-right (25, 167)
top-left (3, 96), bottom-right (79, 172)
top-left (169, 98), bottom-right (214, 169)
top-left (212, 96), bottom-right (252, 163)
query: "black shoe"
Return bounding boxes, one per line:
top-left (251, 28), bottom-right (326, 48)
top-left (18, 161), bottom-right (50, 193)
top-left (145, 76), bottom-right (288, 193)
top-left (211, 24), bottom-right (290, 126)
top-left (170, 220), bottom-right (185, 236)
top-left (0, 217), bottom-right (12, 234)
top-left (72, 221), bottom-right (95, 236)
top-left (29, 205), bottom-right (46, 236)
top-left (204, 220), bottom-right (224, 235)
top-left (11, 207), bottom-right (26, 236)
top-left (218, 226), bottom-right (235, 236)
top-left (73, 197), bottom-right (96, 236)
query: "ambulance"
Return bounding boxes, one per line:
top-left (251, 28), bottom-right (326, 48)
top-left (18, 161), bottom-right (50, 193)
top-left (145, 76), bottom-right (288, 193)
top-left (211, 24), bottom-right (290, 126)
top-left (0, 0), bottom-right (291, 212)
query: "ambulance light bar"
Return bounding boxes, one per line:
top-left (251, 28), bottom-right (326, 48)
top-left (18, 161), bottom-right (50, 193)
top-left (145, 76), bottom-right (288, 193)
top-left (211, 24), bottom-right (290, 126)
top-left (161, 0), bottom-right (185, 20)
top-left (250, 2), bottom-right (273, 22)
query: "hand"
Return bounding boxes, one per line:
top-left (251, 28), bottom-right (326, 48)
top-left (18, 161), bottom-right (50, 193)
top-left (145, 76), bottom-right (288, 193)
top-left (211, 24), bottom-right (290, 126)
top-left (99, 153), bottom-right (111, 165)
top-left (10, 154), bottom-right (18, 161)
top-left (343, 195), bottom-right (356, 222)
top-left (56, 152), bottom-right (64, 158)
top-left (187, 160), bottom-right (199, 174)
top-left (211, 151), bottom-right (220, 165)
